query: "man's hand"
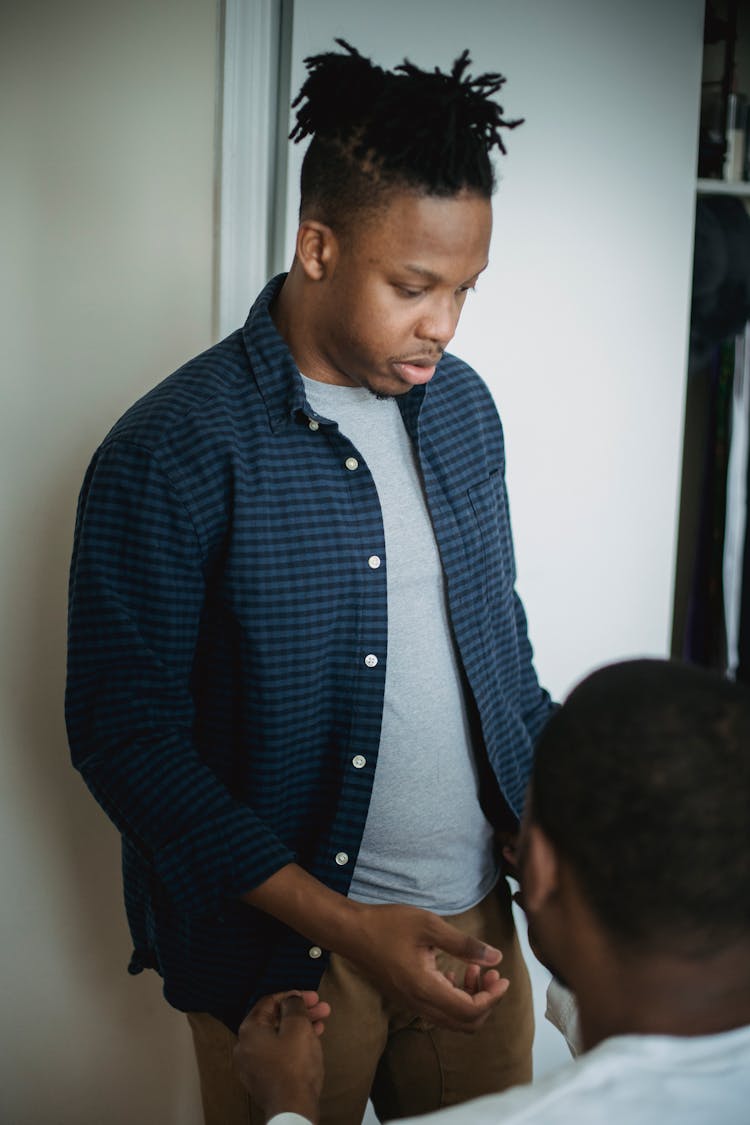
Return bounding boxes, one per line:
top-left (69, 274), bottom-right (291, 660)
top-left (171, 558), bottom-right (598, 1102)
top-left (243, 864), bottom-right (509, 1033)
top-left (340, 902), bottom-right (509, 1032)
top-left (233, 991), bottom-right (330, 1124)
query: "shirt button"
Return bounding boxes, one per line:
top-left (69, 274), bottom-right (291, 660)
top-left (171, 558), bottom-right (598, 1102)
top-left (335, 852), bottom-right (349, 866)
top-left (352, 755), bottom-right (366, 769)
top-left (308, 945), bottom-right (322, 959)
top-left (364, 653), bottom-right (378, 668)
top-left (368, 555), bottom-right (381, 569)
top-left (344, 456), bottom-right (359, 471)
top-left (308, 419), bottom-right (320, 431)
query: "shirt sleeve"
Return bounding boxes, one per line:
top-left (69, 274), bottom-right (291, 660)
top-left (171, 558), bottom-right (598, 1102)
top-left (488, 387), bottom-right (557, 747)
top-left (65, 438), bottom-right (295, 917)
top-left (496, 455), bottom-right (557, 744)
top-left (511, 586), bottom-right (558, 743)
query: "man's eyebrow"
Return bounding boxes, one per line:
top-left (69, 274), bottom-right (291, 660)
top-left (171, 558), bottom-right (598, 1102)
top-left (401, 265), bottom-right (441, 282)
top-left (401, 262), bottom-right (489, 285)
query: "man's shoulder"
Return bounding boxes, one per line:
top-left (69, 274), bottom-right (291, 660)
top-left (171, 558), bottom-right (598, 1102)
top-left (465, 1030), bottom-right (750, 1125)
top-left (434, 350), bottom-right (488, 388)
top-left (431, 352), bottom-right (497, 412)
top-left (420, 352), bottom-right (503, 450)
top-left (104, 329), bottom-right (255, 455)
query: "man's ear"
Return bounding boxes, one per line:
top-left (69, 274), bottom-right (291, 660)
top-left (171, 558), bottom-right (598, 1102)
top-left (295, 220), bottom-right (338, 281)
top-left (522, 823), bottom-right (560, 912)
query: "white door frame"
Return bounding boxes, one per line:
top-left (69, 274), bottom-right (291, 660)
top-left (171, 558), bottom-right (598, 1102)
top-left (217, 0), bottom-right (293, 337)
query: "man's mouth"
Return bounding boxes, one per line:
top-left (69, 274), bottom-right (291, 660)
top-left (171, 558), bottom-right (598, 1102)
top-left (391, 355), bottom-right (442, 385)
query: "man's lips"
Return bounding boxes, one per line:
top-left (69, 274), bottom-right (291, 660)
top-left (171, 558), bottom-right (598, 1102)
top-left (392, 356), bottom-right (441, 385)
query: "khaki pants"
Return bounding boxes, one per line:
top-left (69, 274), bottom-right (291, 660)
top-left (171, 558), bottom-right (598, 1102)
top-left (188, 882), bottom-right (534, 1125)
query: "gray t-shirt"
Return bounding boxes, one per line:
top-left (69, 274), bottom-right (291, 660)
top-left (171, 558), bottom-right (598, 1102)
top-left (301, 375), bottom-right (498, 914)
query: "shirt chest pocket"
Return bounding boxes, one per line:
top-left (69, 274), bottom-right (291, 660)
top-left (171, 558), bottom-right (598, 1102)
top-left (466, 472), bottom-right (515, 608)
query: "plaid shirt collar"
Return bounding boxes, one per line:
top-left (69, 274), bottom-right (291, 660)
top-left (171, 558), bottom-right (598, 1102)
top-left (243, 273), bottom-right (429, 441)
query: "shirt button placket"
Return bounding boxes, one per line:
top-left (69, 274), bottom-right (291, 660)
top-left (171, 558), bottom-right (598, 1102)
top-left (345, 445), bottom-right (379, 893)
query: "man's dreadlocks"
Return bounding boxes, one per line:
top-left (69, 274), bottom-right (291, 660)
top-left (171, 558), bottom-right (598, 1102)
top-left (289, 39), bottom-right (523, 231)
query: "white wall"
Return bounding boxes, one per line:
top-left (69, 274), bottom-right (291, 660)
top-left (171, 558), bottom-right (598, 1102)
top-left (283, 0), bottom-right (705, 702)
top-left (1, 2), bottom-right (217, 1121)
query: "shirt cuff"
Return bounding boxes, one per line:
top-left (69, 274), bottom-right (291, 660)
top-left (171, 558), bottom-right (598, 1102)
top-left (545, 976), bottom-right (582, 1057)
top-left (267, 1115), bottom-right (314, 1125)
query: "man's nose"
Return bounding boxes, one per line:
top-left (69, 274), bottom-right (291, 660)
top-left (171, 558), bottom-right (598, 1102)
top-left (415, 296), bottom-right (460, 348)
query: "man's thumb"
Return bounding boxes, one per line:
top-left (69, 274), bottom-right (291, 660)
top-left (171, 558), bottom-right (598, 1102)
top-left (279, 993), bottom-right (308, 1023)
top-left (429, 917), bottom-right (502, 966)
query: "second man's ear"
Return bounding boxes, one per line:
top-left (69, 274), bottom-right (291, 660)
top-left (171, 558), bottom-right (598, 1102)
top-left (521, 823), bottom-right (560, 913)
top-left (295, 220), bottom-right (338, 281)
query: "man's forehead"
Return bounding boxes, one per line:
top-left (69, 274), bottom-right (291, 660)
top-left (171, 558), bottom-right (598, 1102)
top-left (351, 191), bottom-right (492, 271)
top-left (358, 186), bottom-right (491, 228)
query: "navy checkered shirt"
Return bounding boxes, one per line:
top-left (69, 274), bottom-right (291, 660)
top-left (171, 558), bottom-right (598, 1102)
top-left (65, 274), bottom-right (554, 1030)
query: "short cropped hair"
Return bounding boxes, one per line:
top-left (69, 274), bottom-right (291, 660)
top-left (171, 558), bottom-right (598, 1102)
top-left (532, 659), bottom-right (750, 956)
top-left (289, 40), bottom-right (522, 231)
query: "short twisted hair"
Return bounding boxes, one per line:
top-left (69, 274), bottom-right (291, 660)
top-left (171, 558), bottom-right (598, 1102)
top-left (289, 39), bottom-right (523, 230)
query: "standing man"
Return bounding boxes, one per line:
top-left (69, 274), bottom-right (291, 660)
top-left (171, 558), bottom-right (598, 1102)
top-left (234, 659), bottom-right (750, 1125)
top-left (66, 41), bottom-right (553, 1124)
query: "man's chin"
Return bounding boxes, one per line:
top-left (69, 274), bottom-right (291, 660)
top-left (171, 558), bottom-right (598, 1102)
top-left (363, 377), bottom-right (411, 400)
top-left (359, 365), bottom-right (424, 398)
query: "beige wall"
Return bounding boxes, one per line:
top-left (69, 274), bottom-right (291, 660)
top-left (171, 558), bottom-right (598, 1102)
top-left (1, 2), bottom-right (218, 1121)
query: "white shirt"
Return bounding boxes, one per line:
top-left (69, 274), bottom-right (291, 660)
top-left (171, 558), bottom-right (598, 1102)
top-left (268, 1023), bottom-right (750, 1125)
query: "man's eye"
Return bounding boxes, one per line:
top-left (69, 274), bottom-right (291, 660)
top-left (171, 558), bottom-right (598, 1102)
top-left (397, 286), bottom-right (423, 298)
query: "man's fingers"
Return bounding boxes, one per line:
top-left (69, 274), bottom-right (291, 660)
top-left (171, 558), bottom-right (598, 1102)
top-left (431, 967), bottom-right (508, 1012)
top-left (279, 994), bottom-right (311, 1028)
top-left (428, 917), bottom-right (502, 967)
top-left (280, 994), bottom-right (308, 1016)
top-left (422, 968), bottom-right (509, 1030)
top-left (245, 992), bottom-right (289, 1028)
top-left (306, 1000), bottom-right (331, 1024)
top-left (244, 989), bottom-right (326, 1033)
top-left (279, 993), bottom-right (331, 1038)
top-left (463, 963), bottom-right (480, 994)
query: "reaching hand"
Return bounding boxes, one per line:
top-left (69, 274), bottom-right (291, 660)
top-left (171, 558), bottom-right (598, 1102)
top-left (233, 991), bottom-right (330, 1124)
top-left (341, 902), bottom-right (509, 1032)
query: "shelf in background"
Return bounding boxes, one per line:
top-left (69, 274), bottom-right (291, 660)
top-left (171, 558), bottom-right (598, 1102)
top-left (696, 177), bottom-right (750, 196)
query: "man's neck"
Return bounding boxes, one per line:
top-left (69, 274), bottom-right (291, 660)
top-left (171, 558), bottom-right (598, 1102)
top-left (271, 267), bottom-right (332, 385)
top-left (571, 939), bottom-right (750, 1051)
